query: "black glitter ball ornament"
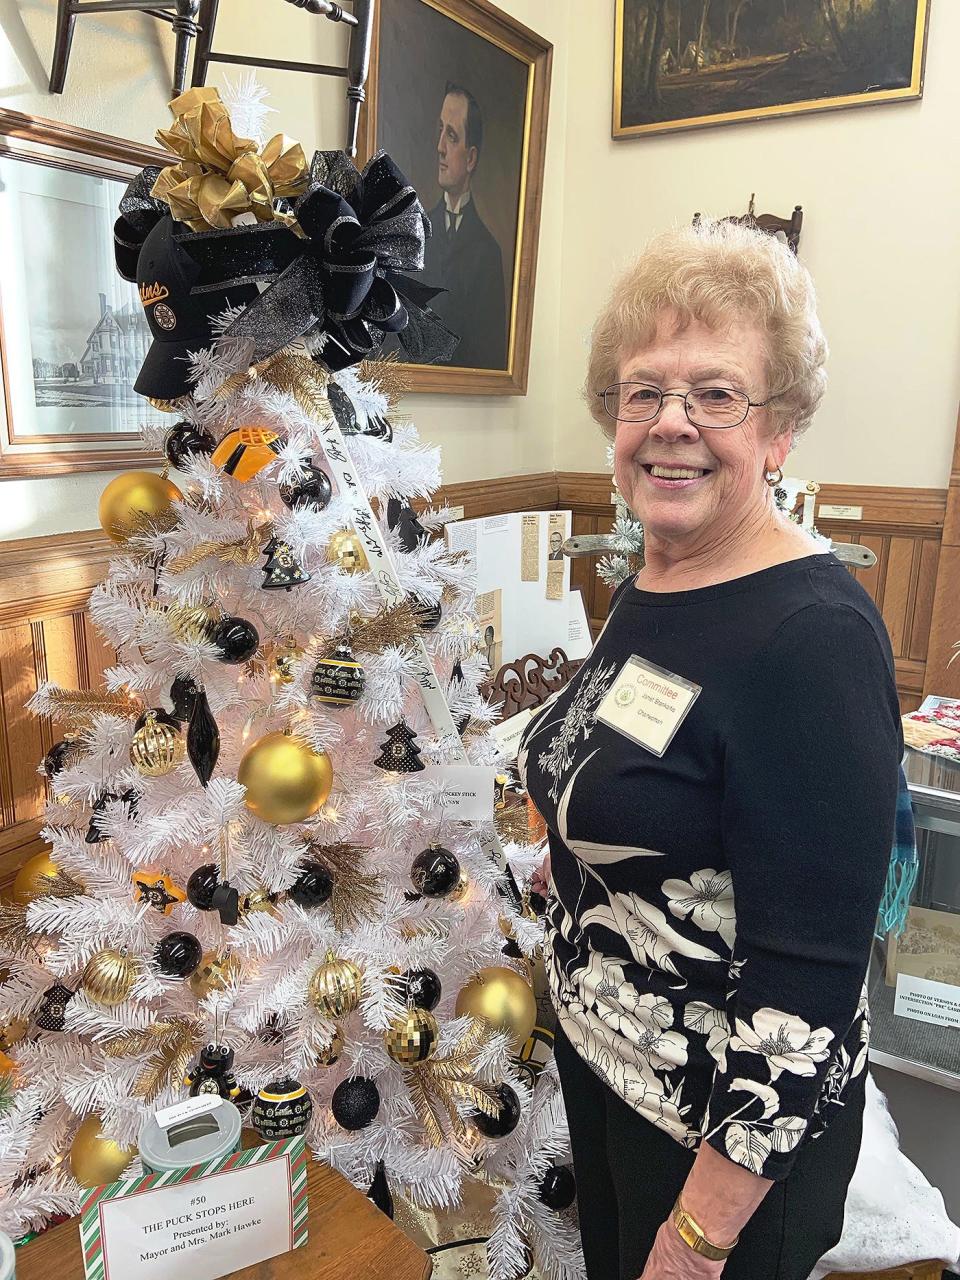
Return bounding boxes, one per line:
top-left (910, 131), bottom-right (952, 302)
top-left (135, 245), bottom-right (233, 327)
top-left (538, 1164), bottom-right (576, 1210)
top-left (280, 462), bottom-right (333, 512)
top-left (331, 1076), bottom-right (380, 1130)
top-left (164, 422), bottom-right (215, 470)
top-left (288, 861), bottom-right (333, 909)
top-left (252, 1077), bottom-right (313, 1140)
top-left (212, 616), bottom-right (259, 664)
top-left (310, 644), bottom-right (365, 707)
top-left (327, 381), bottom-right (359, 435)
top-left (471, 1084), bottom-right (521, 1138)
top-left (34, 981), bottom-right (75, 1032)
top-left (186, 863), bottom-right (220, 911)
top-left (411, 845), bottom-right (461, 899)
top-left (402, 968), bottom-right (441, 1012)
top-left (366, 1160), bottom-right (394, 1219)
top-left (156, 931), bottom-right (203, 978)
top-left (409, 594), bottom-right (442, 631)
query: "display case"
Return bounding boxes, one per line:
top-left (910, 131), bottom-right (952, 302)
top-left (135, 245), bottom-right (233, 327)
top-left (868, 713), bottom-right (960, 1092)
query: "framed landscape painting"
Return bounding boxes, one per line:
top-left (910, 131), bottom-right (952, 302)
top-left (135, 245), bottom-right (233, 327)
top-left (614, 0), bottom-right (931, 139)
top-left (361, 0), bottom-right (552, 396)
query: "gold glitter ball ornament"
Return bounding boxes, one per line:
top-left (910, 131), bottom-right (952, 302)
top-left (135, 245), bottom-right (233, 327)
top-left (12, 850), bottom-right (61, 905)
top-left (308, 953), bottom-right (363, 1019)
top-left (314, 1026), bottom-right (345, 1066)
top-left (454, 966), bottom-right (537, 1049)
top-left (82, 948), bottom-right (139, 1007)
top-left (130, 711), bottom-right (186, 777)
top-left (238, 731), bottom-right (332, 824)
top-left (98, 471), bottom-right (182, 542)
top-left (69, 1115), bottom-right (137, 1188)
top-left (167, 603), bottom-right (219, 644)
top-left (189, 950), bottom-right (241, 999)
top-left (384, 1006), bottom-right (439, 1065)
top-left (326, 529), bottom-right (369, 575)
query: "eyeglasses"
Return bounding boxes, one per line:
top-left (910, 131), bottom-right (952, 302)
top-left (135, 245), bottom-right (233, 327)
top-left (599, 382), bottom-right (775, 429)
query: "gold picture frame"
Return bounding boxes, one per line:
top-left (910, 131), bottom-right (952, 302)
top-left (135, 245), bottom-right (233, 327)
top-left (613, 0), bottom-right (931, 141)
top-left (0, 110), bottom-right (168, 480)
top-left (359, 0), bottom-right (552, 396)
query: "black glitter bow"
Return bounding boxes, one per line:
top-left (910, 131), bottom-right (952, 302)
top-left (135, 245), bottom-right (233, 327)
top-left (177, 149), bottom-right (458, 370)
top-left (113, 167), bottom-right (169, 281)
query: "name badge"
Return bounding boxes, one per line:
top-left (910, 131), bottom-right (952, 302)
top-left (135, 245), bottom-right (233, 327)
top-left (596, 655), bottom-right (701, 757)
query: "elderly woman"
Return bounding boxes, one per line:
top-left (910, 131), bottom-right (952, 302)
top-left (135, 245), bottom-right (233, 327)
top-left (519, 221), bottom-right (901, 1280)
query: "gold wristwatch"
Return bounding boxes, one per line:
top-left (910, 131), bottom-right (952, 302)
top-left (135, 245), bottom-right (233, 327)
top-left (671, 1197), bottom-right (739, 1262)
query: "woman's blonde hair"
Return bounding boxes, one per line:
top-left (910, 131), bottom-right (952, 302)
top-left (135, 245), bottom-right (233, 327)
top-left (586, 219), bottom-right (828, 441)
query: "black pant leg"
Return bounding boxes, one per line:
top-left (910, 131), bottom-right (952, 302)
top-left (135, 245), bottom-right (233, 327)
top-left (553, 1023), bottom-right (621, 1280)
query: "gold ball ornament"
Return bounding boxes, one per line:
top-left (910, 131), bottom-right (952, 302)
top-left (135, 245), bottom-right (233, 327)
top-left (384, 1006), bottom-right (439, 1065)
top-left (12, 851), bottom-right (61, 905)
top-left (326, 529), bottom-right (369, 575)
top-left (455, 967), bottom-right (537, 1049)
top-left (167, 603), bottom-right (219, 644)
top-left (130, 712), bottom-right (186, 777)
top-left (69, 1115), bottom-right (137, 1188)
top-left (308, 953), bottom-right (363, 1019)
top-left (269, 641), bottom-right (304, 685)
top-left (0, 1016), bottom-right (28, 1054)
top-left (314, 1026), bottom-right (345, 1067)
top-left (98, 471), bottom-right (182, 543)
top-left (82, 949), bottom-right (139, 1007)
top-left (188, 950), bottom-right (241, 999)
top-left (239, 732), bottom-right (332, 824)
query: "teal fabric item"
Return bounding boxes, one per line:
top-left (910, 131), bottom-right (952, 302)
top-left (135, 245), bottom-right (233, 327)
top-left (876, 765), bottom-right (919, 938)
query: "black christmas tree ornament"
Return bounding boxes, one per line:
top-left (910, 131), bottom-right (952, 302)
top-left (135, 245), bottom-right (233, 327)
top-left (409, 593), bottom-right (442, 631)
top-left (212, 616), bottom-right (260, 664)
top-left (252, 1078), bottom-right (313, 1140)
top-left (327, 381), bottom-right (359, 435)
top-left (156, 931), bottom-right (203, 978)
top-left (386, 498), bottom-right (427, 554)
top-left (288, 860), bottom-right (333, 909)
top-left (164, 421), bottom-right (215, 470)
top-left (34, 981), bottom-right (75, 1033)
top-left (411, 846), bottom-right (461, 899)
top-left (184, 1043), bottom-right (241, 1099)
top-left (471, 1083), bottom-right (521, 1138)
top-left (186, 863), bottom-right (220, 911)
top-left (331, 1076), bottom-right (380, 1131)
top-left (401, 968), bottom-right (441, 1012)
top-left (261, 536), bottom-right (311, 591)
top-left (310, 643), bottom-right (365, 707)
top-left (280, 462), bottom-right (333, 512)
top-left (374, 719), bottom-right (425, 773)
top-left (366, 1160), bottom-right (394, 1219)
top-left (538, 1164), bottom-right (577, 1211)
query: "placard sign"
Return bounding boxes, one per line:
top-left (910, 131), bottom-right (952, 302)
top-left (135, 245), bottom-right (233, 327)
top-left (80, 1137), bottom-right (307, 1280)
top-left (894, 973), bottom-right (960, 1029)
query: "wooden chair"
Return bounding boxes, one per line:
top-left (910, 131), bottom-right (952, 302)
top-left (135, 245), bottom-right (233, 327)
top-left (694, 194), bottom-right (803, 254)
top-left (50, 0), bottom-right (201, 97)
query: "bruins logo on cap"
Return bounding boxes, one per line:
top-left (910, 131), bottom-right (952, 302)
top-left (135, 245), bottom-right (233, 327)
top-left (153, 303), bottom-right (177, 331)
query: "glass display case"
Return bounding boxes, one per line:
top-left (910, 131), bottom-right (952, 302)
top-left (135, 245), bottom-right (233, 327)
top-left (868, 723), bottom-right (960, 1091)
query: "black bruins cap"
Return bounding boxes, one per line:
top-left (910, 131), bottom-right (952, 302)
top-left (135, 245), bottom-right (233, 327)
top-left (132, 217), bottom-right (257, 401)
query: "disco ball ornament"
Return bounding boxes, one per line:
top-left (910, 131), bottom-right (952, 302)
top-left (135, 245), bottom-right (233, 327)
top-left (239, 732), bottom-right (332, 824)
top-left (308, 953), bottom-right (362, 1019)
top-left (188, 951), bottom-right (241, 999)
top-left (384, 1006), bottom-right (439, 1065)
top-left (252, 1078), bottom-right (313, 1140)
top-left (326, 529), bottom-right (369, 575)
top-left (98, 471), bottom-right (182, 542)
top-left (314, 1026), bottom-right (345, 1067)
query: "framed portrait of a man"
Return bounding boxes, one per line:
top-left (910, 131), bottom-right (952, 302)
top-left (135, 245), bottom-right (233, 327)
top-left (361, 0), bottom-right (552, 396)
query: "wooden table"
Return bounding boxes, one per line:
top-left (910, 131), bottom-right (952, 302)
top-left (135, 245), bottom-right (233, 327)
top-left (16, 1157), bottom-right (432, 1280)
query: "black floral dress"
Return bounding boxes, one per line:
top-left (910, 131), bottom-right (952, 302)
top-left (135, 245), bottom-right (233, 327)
top-left (519, 555), bottom-right (901, 1181)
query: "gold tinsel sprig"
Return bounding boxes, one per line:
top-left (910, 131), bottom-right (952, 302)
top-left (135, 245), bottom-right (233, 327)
top-left (356, 351), bottom-right (409, 409)
top-left (0, 902), bottom-right (44, 958)
top-left (316, 599), bottom-right (420, 662)
top-left (302, 841), bottom-right (383, 932)
top-left (28, 684), bottom-right (142, 731)
top-left (102, 1015), bottom-right (204, 1102)
top-left (166, 519), bottom-right (273, 575)
top-left (407, 1017), bottom-right (504, 1147)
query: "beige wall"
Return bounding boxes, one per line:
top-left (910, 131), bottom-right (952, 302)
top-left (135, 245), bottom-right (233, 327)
top-left (554, 0), bottom-right (960, 490)
top-left (0, 0), bottom-right (569, 537)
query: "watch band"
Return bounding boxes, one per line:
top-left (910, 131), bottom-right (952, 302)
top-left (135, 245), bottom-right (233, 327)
top-left (671, 1197), bottom-right (738, 1262)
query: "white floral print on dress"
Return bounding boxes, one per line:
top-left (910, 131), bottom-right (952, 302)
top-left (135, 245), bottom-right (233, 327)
top-left (729, 1008), bottom-right (835, 1080)
top-left (662, 869), bottom-right (737, 949)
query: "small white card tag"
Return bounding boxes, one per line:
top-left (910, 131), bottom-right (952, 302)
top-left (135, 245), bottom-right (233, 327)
top-left (154, 1095), bottom-right (223, 1132)
top-left (894, 973), bottom-right (960, 1028)
top-left (424, 765), bottom-right (497, 820)
top-left (490, 707), bottom-right (537, 762)
top-left (596, 655), bottom-right (701, 757)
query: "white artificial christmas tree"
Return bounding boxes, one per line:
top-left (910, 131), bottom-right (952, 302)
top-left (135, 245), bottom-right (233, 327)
top-left (0, 86), bottom-right (582, 1280)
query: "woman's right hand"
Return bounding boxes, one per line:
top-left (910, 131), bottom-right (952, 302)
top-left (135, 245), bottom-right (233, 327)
top-left (530, 850), bottom-right (551, 898)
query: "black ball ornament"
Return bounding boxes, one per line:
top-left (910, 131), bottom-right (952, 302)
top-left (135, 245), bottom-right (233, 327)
top-left (410, 594), bottom-right (442, 631)
top-left (288, 861), bottom-right (334, 909)
top-left (402, 968), bottom-right (441, 1012)
top-left (186, 863), bottom-right (220, 911)
top-left (331, 1076), bottom-right (380, 1131)
top-left (280, 463), bottom-right (333, 511)
top-left (164, 422), bottom-right (216, 470)
top-left (538, 1164), bottom-right (576, 1210)
top-left (156, 931), bottom-right (203, 978)
top-left (43, 738), bottom-right (77, 779)
top-left (411, 845), bottom-right (461, 899)
top-left (251, 1077), bottom-right (313, 1140)
top-left (212, 616), bottom-right (260, 664)
top-left (471, 1084), bottom-right (521, 1138)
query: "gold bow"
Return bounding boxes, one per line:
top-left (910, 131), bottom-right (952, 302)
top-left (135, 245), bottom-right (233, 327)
top-left (151, 87), bottom-right (308, 231)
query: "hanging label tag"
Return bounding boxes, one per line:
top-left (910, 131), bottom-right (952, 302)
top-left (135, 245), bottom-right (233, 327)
top-left (490, 707), bottom-right (537, 762)
top-left (423, 765), bottom-right (497, 820)
top-left (596, 655), bottom-right (701, 756)
top-left (154, 1095), bottom-right (223, 1132)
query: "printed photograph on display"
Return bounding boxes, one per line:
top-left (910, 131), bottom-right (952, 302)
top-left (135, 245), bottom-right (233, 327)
top-left (361, 0), bottom-right (552, 395)
top-left (614, 0), bottom-right (930, 138)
